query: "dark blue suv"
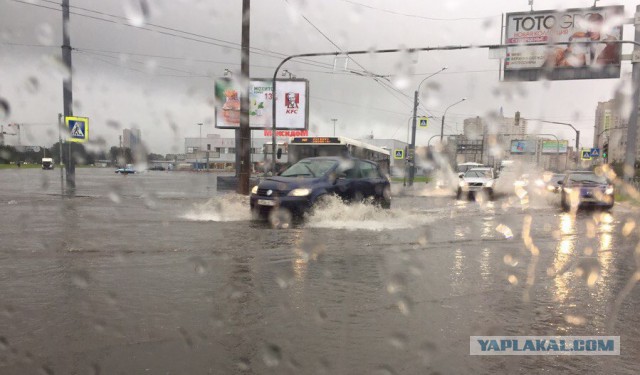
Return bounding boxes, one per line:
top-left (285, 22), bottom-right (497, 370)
top-left (250, 157), bottom-right (391, 217)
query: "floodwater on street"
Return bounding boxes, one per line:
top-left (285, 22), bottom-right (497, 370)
top-left (1, 168), bottom-right (639, 374)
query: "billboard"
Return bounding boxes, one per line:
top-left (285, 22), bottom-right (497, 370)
top-left (541, 140), bottom-right (569, 153)
top-left (214, 78), bottom-right (309, 130)
top-left (510, 140), bottom-right (537, 154)
top-left (504, 6), bottom-right (624, 81)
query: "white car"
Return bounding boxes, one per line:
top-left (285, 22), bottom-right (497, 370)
top-left (457, 167), bottom-right (496, 199)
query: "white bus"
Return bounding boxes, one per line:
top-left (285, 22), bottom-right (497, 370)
top-left (262, 141), bottom-right (289, 172)
top-left (287, 136), bottom-right (391, 174)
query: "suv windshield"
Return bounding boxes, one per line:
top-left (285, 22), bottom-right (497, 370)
top-left (568, 173), bottom-right (608, 184)
top-left (280, 159), bottom-right (337, 178)
top-left (464, 170), bottom-right (491, 178)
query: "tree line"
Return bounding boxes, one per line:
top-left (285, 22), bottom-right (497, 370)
top-left (0, 143), bottom-right (166, 166)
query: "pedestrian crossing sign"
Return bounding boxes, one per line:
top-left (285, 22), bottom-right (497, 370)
top-left (65, 116), bottom-right (89, 143)
top-left (581, 149), bottom-right (592, 160)
top-left (590, 148), bottom-right (600, 157)
top-left (418, 117), bottom-right (429, 128)
top-left (394, 149), bottom-right (404, 159)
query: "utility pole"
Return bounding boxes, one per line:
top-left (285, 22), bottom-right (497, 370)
top-left (61, 0), bottom-right (74, 196)
top-left (408, 67), bottom-right (447, 186)
top-left (625, 4), bottom-right (640, 181)
top-left (331, 118), bottom-right (338, 136)
top-left (58, 113), bottom-right (64, 196)
top-left (237, 0), bottom-right (251, 194)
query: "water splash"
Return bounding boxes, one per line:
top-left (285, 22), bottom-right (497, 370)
top-left (306, 196), bottom-right (432, 231)
top-left (182, 194), bottom-right (251, 222)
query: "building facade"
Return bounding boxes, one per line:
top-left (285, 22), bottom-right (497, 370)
top-left (123, 128), bottom-right (142, 149)
top-left (593, 98), bottom-right (632, 163)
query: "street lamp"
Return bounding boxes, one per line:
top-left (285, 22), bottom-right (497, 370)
top-left (197, 122), bottom-right (203, 171)
top-left (440, 98), bottom-right (467, 142)
top-left (331, 118), bottom-right (338, 136)
top-left (528, 119), bottom-right (580, 166)
top-left (408, 67), bottom-right (447, 186)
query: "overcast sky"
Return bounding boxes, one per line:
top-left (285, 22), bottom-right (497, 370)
top-left (1, 0), bottom-right (638, 154)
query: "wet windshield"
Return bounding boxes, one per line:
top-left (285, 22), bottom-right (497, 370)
top-left (464, 170), bottom-right (491, 178)
top-left (2, 0), bottom-right (640, 374)
top-left (568, 173), bottom-right (609, 184)
top-left (280, 159), bottom-right (337, 178)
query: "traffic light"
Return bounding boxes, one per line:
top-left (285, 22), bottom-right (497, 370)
top-left (514, 111), bottom-right (520, 126)
top-left (603, 143), bottom-right (608, 162)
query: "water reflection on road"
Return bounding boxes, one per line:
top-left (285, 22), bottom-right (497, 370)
top-left (0, 169), bottom-right (639, 374)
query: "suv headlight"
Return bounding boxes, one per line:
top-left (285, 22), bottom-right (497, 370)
top-left (605, 186), bottom-right (614, 195)
top-left (288, 188), bottom-right (311, 197)
top-left (459, 181), bottom-right (467, 187)
top-left (251, 185), bottom-right (258, 195)
top-left (486, 180), bottom-right (494, 188)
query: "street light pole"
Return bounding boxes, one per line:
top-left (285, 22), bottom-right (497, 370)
top-left (197, 122), bottom-right (203, 171)
top-left (440, 98), bottom-right (466, 142)
top-left (331, 118), bottom-right (338, 137)
top-left (408, 67), bottom-right (447, 186)
top-left (527, 119), bottom-right (580, 166)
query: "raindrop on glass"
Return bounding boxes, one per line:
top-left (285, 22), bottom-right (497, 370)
top-left (123, 0), bottom-right (150, 27)
top-left (388, 332), bottom-right (408, 349)
top-left (0, 336), bottom-right (8, 350)
top-left (36, 23), bottom-right (54, 45)
top-left (108, 191), bottom-right (122, 204)
top-left (72, 270), bottom-right (91, 289)
top-left (188, 256), bottom-right (207, 275)
top-left (237, 357), bottom-right (250, 371)
top-left (0, 97), bottom-right (10, 120)
top-left (106, 120), bottom-right (121, 129)
top-left (25, 77), bottom-right (39, 94)
top-left (90, 363), bottom-right (101, 375)
top-left (373, 365), bottom-right (396, 375)
top-left (262, 343), bottom-right (282, 367)
top-left (386, 274), bottom-right (406, 294)
top-left (396, 296), bottom-right (413, 316)
top-left (507, 275), bottom-right (518, 285)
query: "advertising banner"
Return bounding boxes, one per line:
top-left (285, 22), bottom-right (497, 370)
top-left (510, 139), bottom-right (537, 154)
top-left (214, 78), bottom-right (309, 130)
top-left (504, 6), bottom-right (624, 81)
top-left (541, 140), bottom-right (568, 153)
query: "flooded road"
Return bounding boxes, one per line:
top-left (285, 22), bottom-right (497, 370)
top-left (1, 168), bottom-right (639, 374)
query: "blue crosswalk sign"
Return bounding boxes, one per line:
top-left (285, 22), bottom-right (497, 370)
top-left (590, 148), bottom-right (600, 157)
top-left (65, 116), bottom-right (89, 143)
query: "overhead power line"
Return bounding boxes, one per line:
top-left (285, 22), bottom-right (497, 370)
top-left (9, 0), bottom-right (343, 72)
top-left (337, 0), bottom-right (500, 21)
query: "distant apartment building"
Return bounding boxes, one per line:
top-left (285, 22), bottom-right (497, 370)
top-left (461, 114), bottom-right (529, 166)
top-left (593, 98), bottom-right (636, 163)
top-left (123, 128), bottom-right (142, 149)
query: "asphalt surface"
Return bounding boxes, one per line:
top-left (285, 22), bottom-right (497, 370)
top-left (1, 168), bottom-right (639, 374)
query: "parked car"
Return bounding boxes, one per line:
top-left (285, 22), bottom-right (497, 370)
top-left (250, 157), bottom-right (391, 218)
top-left (560, 171), bottom-right (614, 211)
top-left (457, 167), bottom-right (496, 199)
top-left (115, 164), bottom-right (136, 174)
